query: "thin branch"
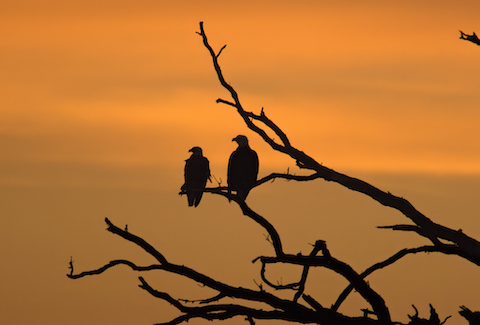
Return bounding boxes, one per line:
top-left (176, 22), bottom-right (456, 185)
top-left (198, 22), bottom-right (241, 107)
top-left (67, 259), bottom-right (163, 279)
top-left (105, 218), bottom-right (168, 264)
top-left (235, 200), bottom-right (284, 257)
top-left (260, 107), bottom-right (291, 147)
top-left (332, 244), bottom-right (461, 311)
top-left (254, 172), bottom-right (320, 188)
top-left (216, 45), bottom-right (227, 58)
top-left (378, 224), bottom-right (443, 246)
top-left (293, 241), bottom-right (325, 302)
top-left (139, 277), bottom-right (187, 311)
top-left (258, 259), bottom-right (300, 290)
top-left (199, 293), bottom-right (227, 304)
top-left (216, 98), bottom-right (237, 107)
top-left (68, 256), bottom-right (74, 276)
top-left (200, 188), bottom-right (285, 257)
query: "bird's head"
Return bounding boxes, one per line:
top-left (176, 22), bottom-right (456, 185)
top-left (232, 135), bottom-right (249, 147)
top-left (189, 146), bottom-right (203, 156)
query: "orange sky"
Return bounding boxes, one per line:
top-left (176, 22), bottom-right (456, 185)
top-left (1, 1), bottom-right (480, 325)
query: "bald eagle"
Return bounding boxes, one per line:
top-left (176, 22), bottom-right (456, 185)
top-left (228, 135), bottom-right (259, 200)
top-left (181, 147), bottom-right (211, 207)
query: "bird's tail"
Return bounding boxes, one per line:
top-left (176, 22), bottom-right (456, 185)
top-left (237, 189), bottom-right (247, 201)
top-left (194, 192), bottom-right (204, 208)
top-left (187, 192), bottom-right (195, 207)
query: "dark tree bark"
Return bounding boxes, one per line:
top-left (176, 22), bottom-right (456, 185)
top-left (460, 31), bottom-right (480, 46)
top-left (459, 306), bottom-right (480, 325)
top-left (67, 22), bottom-right (480, 325)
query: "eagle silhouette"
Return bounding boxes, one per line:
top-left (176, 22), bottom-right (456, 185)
top-left (181, 147), bottom-right (211, 207)
top-left (227, 135), bottom-right (259, 201)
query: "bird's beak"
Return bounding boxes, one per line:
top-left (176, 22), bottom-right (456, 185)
top-left (232, 137), bottom-right (237, 142)
top-left (188, 148), bottom-right (193, 152)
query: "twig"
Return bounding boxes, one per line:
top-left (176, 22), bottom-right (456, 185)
top-left (68, 256), bottom-right (74, 276)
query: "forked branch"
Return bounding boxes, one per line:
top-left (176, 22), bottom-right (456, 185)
top-left (69, 219), bottom-right (396, 325)
top-left (332, 244), bottom-right (462, 311)
top-left (197, 21), bottom-right (480, 266)
top-left (459, 30), bottom-right (480, 46)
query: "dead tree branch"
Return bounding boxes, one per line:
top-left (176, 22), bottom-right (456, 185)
top-left (198, 188), bottom-right (392, 321)
top-left (198, 21), bottom-right (480, 267)
top-left (332, 244), bottom-right (461, 311)
top-left (69, 219), bottom-right (398, 325)
top-left (459, 30), bottom-right (480, 46)
top-left (253, 240), bottom-right (391, 323)
top-left (67, 259), bottom-right (164, 279)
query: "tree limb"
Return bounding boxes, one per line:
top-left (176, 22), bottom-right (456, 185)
top-left (198, 21), bottom-right (480, 267)
top-left (459, 30), bottom-right (480, 46)
top-left (254, 240), bottom-right (391, 323)
top-left (105, 217), bottom-right (168, 264)
top-left (67, 259), bottom-right (163, 279)
top-left (71, 219), bottom-right (322, 320)
top-left (70, 219), bottom-right (399, 324)
top-left (332, 245), bottom-right (462, 311)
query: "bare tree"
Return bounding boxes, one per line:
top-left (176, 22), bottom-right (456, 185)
top-left (68, 22), bottom-right (480, 325)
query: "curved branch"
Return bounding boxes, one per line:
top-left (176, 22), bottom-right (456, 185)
top-left (197, 22), bottom-right (241, 108)
top-left (105, 218), bottom-right (168, 264)
top-left (256, 241), bottom-right (391, 323)
top-left (199, 188), bottom-right (284, 256)
top-left (293, 241), bottom-right (326, 302)
top-left (238, 200), bottom-right (284, 257)
top-left (254, 172), bottom-right (321, 187)
top-left (67, 259), bottom-right (163, 279)
top-left (332, 244), bottom-right (461, 311)
top-left (216, 98), bottom-right (237, 107)
top-left (378, 224), bottom-right (443, 245)
top-left (258, 259), bottom-right (301, 290)
top-left (257, 240), bottom-right (329, 296)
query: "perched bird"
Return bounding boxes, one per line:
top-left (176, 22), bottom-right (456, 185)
top-left (228, 135), bottom-right (259, 201)
top-left (181, 147), bottom-right (211, 207)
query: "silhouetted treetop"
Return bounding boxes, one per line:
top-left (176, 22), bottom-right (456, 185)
top-left (67, 22), bottom-right (480, 325)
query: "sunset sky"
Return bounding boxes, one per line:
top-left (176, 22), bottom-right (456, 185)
top-left (1, 1), bottom-right (480, 324)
